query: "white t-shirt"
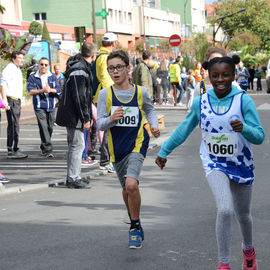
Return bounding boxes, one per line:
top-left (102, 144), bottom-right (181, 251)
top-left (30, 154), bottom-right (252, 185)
top-left (0, 62), bottom-right (23, 99)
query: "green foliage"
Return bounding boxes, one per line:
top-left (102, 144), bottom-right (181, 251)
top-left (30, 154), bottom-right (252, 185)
top-left (180, 39), bottom-right (193, 56)
top-left (181, 55), bottom-right (195, 71)
top-left (0, 28), bottom-right (32, 61)
top-left (191, 32), bottom-right (210, 63)
top-left (227, 32), bottom-right (260, 53)
top-left (160, 39), bottom-right (170, 51)
top-left (212, 0), bottom-right (270, 50)
top-left (41, 22), bottom-right (52, 44)
top-left (0, 28), bottom-right (34, 97)
top-left (135, 40), bottom-right (151, 53)
top-left (0, 4), bottom-right (5, 14)
top-left (29, 21), bottom-right (42, 36)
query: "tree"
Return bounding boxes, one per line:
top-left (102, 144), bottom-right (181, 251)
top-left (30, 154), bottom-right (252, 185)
top-left (135, 39), bottom-right (151, 53)
top-left (29, 21), bottom-right (42, 37)
top-left (160, 39), bottom-right (170, 51)
top-left (41, 21), bottom-right (52, 44)
top-left (191, 32), bottom-right (210, 63)
top-left (227, 32), bottom-right (260, 53)
top-left (0, 4), bottom-right (5, 14)
top-left (209, 0), bottom-right (270, 50)
top-left (0, 28), bottom-right (33, 77)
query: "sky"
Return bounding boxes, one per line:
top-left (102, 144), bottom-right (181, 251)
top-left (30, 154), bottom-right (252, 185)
top-left (205, 0), bottom-right (216, 3)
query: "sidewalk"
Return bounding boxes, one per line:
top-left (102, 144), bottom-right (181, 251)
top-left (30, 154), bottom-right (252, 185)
top-left (1, 85), bottom-right (268, 196)
top-left (0, 102), bottom-right (187, 196)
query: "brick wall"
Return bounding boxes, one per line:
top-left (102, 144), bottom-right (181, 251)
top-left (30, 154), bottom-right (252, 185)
top-left (56, 51), bottom-right (72, 72)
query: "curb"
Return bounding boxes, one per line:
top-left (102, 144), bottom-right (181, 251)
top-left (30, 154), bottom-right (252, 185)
top-left (0, 135), bottom-right (170, 196)
top-left (0, 182), bottom-right (48, 196)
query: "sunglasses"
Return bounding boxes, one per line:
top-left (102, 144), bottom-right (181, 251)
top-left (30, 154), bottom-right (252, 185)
top-left (40, 63), bottom-right (49, 67)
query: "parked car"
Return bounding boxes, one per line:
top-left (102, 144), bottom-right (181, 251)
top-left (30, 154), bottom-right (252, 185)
top-left (266, 59), bottom-right (270, 93)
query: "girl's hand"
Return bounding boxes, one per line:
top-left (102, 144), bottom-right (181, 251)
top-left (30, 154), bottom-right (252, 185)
top-left (155, 156), bottom-right (167, 170)
top-left (230, 120), bottom-right (243, 132)
top-left (151, 127), bottom-right (160, 138)
top-left (110, 106), bottom-right (123, 122)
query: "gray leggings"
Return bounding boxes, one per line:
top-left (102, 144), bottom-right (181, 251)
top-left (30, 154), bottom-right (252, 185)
top-left (206, 170), bottom-right (253, 264)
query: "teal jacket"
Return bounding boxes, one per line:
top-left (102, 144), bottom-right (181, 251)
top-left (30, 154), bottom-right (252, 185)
top-left (158, 85), bottom-right (265, 159)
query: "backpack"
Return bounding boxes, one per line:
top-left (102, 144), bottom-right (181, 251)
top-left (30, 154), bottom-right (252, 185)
top-left (91, 52), bottom-right (109, 97)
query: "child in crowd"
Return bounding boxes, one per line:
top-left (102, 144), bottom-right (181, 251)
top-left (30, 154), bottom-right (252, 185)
top-left (193, 62), bottom-right (202, 83)
top-left (183, 69), bottom-right (195, 112)
top-left (194, 66), bottom-right (212, 97)
top-left (155, 55), bottom-right (264, 270)
top-left (181, 66), bottom-right (187, 84)
top-left (97, 50), bottom-right (160, 249)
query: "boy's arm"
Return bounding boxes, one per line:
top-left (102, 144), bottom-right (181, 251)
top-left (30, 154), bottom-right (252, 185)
top-left (142, 87), bottom-right (158, 128)
top-left (97, 88), bottom-right (117, 131)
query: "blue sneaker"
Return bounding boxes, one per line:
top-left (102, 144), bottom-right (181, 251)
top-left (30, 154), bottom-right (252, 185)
top-left (129, 228), bottom-right (142, 249)
top-left (139, 224), bottom-right (144, 241)
top-left (124, 220), bottom-right (144, 241)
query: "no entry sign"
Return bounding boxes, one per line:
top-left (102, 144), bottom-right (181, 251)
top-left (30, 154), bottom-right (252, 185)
top-left (169, 34), bottom-right (181, 47)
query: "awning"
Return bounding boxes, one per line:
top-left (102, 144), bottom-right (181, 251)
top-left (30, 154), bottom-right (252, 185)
top-left (0, 24), bottom-right (27, 37)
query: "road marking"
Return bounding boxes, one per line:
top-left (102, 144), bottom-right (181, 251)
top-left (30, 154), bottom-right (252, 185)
top-left (0, 138), bottom-right (66, 141)
top-left (257, 103), bottom-right (270, 110)
top-left (0, 164), bottom-right (67, 168)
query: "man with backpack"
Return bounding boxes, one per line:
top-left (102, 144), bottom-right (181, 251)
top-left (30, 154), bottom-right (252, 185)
top-left (92, 32), bottom-right (118, 173)
top-left (56, 42), bottom-right (97, 189)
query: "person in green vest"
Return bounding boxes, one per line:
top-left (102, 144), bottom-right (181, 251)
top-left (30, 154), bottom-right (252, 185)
top-left (169, 56), bottom-right (184, 106)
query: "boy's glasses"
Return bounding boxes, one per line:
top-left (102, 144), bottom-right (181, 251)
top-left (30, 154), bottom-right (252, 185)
top-left (107, 65), bottom-right (127, 73)
top-left (40, 63), bottom-right (49, 67)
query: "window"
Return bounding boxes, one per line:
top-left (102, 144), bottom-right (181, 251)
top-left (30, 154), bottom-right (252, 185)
top-left (33, 12), bottom-right (47, 21)
top-left (128, 12), bottom-right (132, 24)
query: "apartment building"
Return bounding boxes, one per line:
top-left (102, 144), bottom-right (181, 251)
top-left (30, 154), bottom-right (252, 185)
top-left (0, 0), bottom-right (25, 36)
top-left (1, 0), bottom-right (208, 53)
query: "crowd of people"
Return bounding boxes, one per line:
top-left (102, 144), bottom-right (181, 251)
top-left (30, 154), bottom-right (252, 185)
top-left (0, 32), bottom-right (265, 269)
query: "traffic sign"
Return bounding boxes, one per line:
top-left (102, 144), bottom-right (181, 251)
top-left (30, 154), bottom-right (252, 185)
top-left (95, 9), bottom-right (109, 19)
top-left (169, 34), bottom-right (181, 47)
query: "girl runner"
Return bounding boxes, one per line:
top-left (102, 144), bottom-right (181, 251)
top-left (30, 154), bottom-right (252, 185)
top-left (155, 55), bottom-right (265, 270)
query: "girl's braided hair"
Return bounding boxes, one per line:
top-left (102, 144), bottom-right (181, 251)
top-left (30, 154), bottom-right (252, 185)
top-left (202, 55), bottom-right (240, 73)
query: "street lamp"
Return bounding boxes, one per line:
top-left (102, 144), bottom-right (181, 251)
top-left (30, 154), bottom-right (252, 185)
top-left (221, 23), bottom-right (245, 45)
top-left (212, 8), bottom-right (245, 45)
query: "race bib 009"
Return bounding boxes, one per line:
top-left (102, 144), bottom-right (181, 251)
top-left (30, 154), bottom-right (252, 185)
top-left (205, 132), bottom-right (238, 157)
top-left (111, 106), bottom-right (139, 127)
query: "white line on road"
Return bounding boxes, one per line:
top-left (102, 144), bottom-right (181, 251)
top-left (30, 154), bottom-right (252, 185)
top-left (1, 165), bottom-right (67, 168)
top-left (0, 138), bottom-right (66, 141)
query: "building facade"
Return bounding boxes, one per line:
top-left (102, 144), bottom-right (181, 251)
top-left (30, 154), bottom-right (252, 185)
top-left (19, 0), bottom-right (182, 53)
top-left (191, 0), bottom-right (206, 33)
top-left (0, 0), bottom-right (25, 36)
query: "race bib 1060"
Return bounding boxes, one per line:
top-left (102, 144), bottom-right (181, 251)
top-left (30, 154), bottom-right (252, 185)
top-left (205, 132), bottom-right (238, 157)
top-left (111, 106), bottom-right (139, 127)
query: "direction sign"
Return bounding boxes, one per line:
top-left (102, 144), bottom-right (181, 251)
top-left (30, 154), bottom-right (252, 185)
top-left (169, 34), bottom-right (181, 47)
top-left (95, 9), bottom-right (109, 19)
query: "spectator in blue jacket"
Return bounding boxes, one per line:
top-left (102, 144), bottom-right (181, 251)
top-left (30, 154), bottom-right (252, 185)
top-left (27, 57), bottom-right (61, 158)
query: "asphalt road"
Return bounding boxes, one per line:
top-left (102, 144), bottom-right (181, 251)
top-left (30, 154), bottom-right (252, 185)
top-left (0, 92), bottom-right (269, 270)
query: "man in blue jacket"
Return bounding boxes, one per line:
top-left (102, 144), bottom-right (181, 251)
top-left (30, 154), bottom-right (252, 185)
top-left (27, 57), bottom-right (61, 158)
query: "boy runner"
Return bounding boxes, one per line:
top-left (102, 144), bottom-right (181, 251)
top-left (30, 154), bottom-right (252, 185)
top-left (97, 50), bottom-right (160, 248)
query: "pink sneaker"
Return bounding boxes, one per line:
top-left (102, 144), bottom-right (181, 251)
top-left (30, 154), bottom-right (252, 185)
top-left (0, 172), bottom-right (9, 183)
top-left (242, 248), bottom-right (257, 270)
top-left (218, 263), bottom-right (230, 269)
top-left (81, 159), bottom-right (97, 166)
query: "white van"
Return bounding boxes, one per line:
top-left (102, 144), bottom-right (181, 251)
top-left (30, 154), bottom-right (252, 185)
top-left (266, 59), bottom-right (270, 93)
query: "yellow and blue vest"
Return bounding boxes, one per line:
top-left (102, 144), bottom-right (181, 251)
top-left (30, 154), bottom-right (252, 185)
top-left (106, 85), bottom-right (149, 163)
